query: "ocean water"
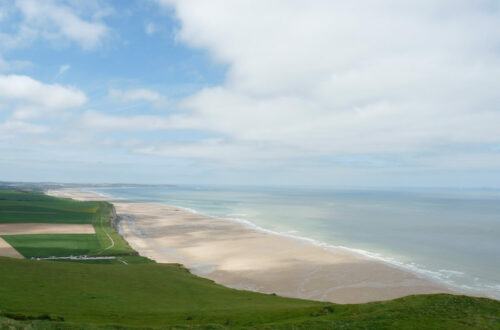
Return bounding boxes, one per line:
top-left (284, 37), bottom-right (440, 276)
top-left (91, 185), bottom-right (500, 300)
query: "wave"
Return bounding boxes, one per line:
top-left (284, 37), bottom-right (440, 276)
top-left (86, 190), bottom-right (116, 199)
top-left (226, 213), bottom-right (249, 217)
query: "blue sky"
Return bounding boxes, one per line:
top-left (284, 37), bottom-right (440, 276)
top-left (1, 0), bottom-right (500, 187)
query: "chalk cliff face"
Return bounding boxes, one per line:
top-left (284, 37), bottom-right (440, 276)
top-left (112, 206), bottom-right (133, 239)
top-left (109, 205), bottom-right (119, 232)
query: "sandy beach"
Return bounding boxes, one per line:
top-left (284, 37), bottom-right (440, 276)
top-left (48, 188), bottom-right (451, 304)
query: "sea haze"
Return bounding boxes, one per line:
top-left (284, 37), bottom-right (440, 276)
top-left (92, 185), bottom-right (500, 300)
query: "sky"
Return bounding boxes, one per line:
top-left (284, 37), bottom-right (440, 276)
top-left (0, 0), bottom-right (500, 187)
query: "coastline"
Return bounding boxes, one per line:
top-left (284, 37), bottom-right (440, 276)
top-left (47, 188), bottom-right (452, 304)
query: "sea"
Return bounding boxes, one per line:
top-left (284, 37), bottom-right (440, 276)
top-left (90, 185), bottom-right (500, 300)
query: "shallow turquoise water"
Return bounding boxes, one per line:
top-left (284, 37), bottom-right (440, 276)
top-left (92, 185), bottom-right (500, 300)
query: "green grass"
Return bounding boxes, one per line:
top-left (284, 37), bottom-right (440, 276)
top-left (0, 204), bottom-right (96, 224)
top-left (1, 234), bottom-right (102, 258)
top-left (0, 190), bottom-right (60, 202)
top-left (0, 257), bottom-right (327, 328)
top-left (0, 257), bottom-right (498, 329)
top-left (0, 191), bottom-right (98, 224)
top-left (91, 201), bottom-right (136, 256)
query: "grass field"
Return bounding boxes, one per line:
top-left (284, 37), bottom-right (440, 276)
top-left (0, 257), bottom-right (499, 329)
top-left (2, 234), bottom-right (101, 257)
top-left (0, 190), bottom-right (499, 329)
top-left (0, 191), bottom-right (97, 224)
top-left (0, 190), bottom-right (140, 260)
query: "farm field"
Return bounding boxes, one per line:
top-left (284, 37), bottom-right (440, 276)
top-left (2, 234), bottom-right (102, 258)
top-left (0, 191), bottom-right (97, 224)
top-left (0, 223), bottom-right (94, 235)
top-left (0, 190), bottom-right (142, 260)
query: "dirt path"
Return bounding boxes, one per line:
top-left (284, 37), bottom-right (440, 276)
top-left (100, 230), bottom-right (115, 252)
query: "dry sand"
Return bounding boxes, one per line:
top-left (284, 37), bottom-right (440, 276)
top-left (48, 188), bottom-right (452, 304)
top-left (0, 237), bottom-right (24, 259)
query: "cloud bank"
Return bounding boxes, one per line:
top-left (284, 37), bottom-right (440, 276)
top-left (0, 74), bottom-right (86, 136)
top-left (0, 74), bottom-right (86, 110)
top-left (108, 88), bottom-right (167, 107)
top-left (1, 1), bottom-right (499, 185)
top-left (148, 0), bottom-right (500, 162)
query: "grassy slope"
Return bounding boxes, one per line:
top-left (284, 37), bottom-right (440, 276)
top-left (0, 257), bottom-right (328, 328)
top-left (0, 257), bottom-right (498, 329)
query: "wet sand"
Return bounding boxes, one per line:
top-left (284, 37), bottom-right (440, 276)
top-left (48, 188), bottom-right (452, 304)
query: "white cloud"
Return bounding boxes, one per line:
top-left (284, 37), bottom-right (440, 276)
top-left (150, 0), bottom-right (500, 164)
top-left (80, 110), bottom-right (171, 131)
top-left (145, 22), bottom-right (156, 35)
top-left (10, 105), bottom-right (41, 120)
top-left (0, 74), bottom-right (86, 126)
top-left (0, 74), bottom-right (86, 111)
top-left (5, 0), bottom-right (109, 50)
top-left (108, 88), bottom-right (167, 107)
top-left (58, 64), bottom-right (71, 75)
top-left (134, 139), bottom-right (308, 164)
top-left (0, 56), bottom-right (31, 72)
top-left (0, 120), bottom-right (48, 139)
top-left (416, 152), bottom-right (500, 170)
